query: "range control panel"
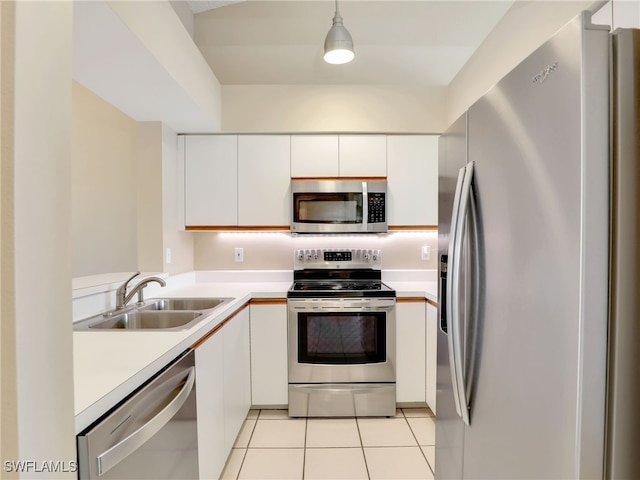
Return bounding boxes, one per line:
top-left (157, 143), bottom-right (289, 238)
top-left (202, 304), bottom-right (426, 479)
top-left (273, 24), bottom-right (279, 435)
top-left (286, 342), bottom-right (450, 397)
top-left (294, 248), bottom-right (382, 270)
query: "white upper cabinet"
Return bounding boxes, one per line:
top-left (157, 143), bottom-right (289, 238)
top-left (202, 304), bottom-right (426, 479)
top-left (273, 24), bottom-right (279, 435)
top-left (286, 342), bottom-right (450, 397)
top-left (291, 135), bottom-right (339, 177)
top-left (387, 135), bottom-right (438, 227)
top-left (339, 135), bottom-right (387, 177)
top-left (184, 135), bottom-right (238, 227)
top-left (290, 135), bottom-right (386, 178)
top-left (238, 135), bottom-right (291, 226)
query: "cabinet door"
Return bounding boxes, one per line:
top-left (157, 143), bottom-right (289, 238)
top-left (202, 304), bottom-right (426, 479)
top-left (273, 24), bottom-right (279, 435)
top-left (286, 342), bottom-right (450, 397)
top-left (223, 306), bottom-right (251, 455)
top-left (387, 135), bottom-right (438, 226)
top-left (291, 135), bottom-right (339, 177)
top-left (426, 302), bottom-right (438, 414)
top-left (184, 135), bottom-right (238, 227)
top-left (238, 135), bottom-right (291, 226)
top-left (339, 135), bottom-right (387, 177)
top-left (396, 301), bottom-right (427, 403)
top-left (195, 330), bottom-right (226, 479)
top-left (250, 302), bottom-right (288, 406)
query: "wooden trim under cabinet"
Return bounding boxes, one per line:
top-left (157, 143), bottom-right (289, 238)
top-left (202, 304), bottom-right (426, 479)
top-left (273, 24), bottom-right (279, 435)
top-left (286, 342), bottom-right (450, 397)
top-left (249, 298), bottom-right (288, 305)
top-left (388, 225), bottom-right (438, 231)
top-left (397, 297), bottom-right (438, 308)
top-left (185, 225), bottom-right (290, 231)
top-left (190, 301), bottom-right (250, 349)
top-left (290, 176), bottom-right (387, 181)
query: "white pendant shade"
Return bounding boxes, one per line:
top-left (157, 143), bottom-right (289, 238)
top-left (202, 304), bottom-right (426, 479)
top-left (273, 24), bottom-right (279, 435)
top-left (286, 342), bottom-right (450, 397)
top-left (323, 3), bottom-right (355, 64)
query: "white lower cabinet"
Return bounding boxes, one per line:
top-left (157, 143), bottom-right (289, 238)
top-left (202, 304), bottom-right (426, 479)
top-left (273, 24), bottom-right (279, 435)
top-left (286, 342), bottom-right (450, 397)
top-left (250, 302), bottom-right (288, 406)
top-left (396, 300), bottom-right (427, 403)
top-left (223, 306), bottom-right (251, 454)
top-left (195, 305), bottom-right (251, 479)
top-left (426, 302), bottom-right (438, 414)
top-left (195, 328), bottom-right (226, 479)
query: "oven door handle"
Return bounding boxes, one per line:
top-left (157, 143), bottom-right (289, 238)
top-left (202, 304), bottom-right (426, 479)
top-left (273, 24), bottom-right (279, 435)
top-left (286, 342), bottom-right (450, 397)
top-left (288, 300), bottom-right (396, 310)
top-left (290, 384), bottom-right (393, 395)
top-left (290, 306), bottom-right (396, 312)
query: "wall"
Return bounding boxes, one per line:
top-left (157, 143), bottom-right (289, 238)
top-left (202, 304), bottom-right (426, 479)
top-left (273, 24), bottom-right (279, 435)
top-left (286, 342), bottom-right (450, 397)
top-left (222, 85), bottom-right (447, 133)
top-left (162, 124), bottom-right (194, 274)
top-left (446, 0), bottom-right (601, 126)
top-left (71, 81), bottom-right (138, 277)
top-left (194, 231), bottom-right (438, 271)
top-left (1, 2), bottom-right (76, 476)
top-left (136, 122), bottom-right (194, 274)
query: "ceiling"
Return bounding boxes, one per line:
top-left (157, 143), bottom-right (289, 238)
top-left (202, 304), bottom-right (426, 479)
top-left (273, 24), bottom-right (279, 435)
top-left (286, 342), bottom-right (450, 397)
top-left (190, 1), bottom-right (515, 86)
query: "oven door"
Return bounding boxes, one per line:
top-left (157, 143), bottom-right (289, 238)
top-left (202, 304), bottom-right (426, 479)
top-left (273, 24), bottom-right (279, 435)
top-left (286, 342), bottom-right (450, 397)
top-left (288, 298), bottom-right (396, 384)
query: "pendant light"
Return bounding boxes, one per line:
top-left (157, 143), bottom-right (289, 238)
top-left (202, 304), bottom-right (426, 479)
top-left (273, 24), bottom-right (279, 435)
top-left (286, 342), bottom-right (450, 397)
top-left (323, 0), bottom-right (355, 64)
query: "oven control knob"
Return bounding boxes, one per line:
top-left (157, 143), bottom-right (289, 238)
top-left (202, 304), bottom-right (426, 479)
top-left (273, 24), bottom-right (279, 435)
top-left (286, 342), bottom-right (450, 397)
top-left (313, 253), bottom-right (319, 260)
top-left (297, 251), bottom-right (304, 262)
top-left (305, 253), bottom-right (312, 261)
top-left (364, 252), bottom-right (370, 261)
top-left (373, 253), bottom-right (378, 262)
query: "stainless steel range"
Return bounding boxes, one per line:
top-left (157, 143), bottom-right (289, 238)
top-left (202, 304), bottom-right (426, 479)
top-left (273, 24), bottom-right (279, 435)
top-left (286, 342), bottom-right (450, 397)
top-left (287, 248), bottom-right (396, 417)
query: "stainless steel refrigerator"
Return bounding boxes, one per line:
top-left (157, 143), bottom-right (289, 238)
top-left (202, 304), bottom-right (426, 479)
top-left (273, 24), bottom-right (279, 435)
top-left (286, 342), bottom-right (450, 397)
top-left (437, 11), bottom-right (639, 479)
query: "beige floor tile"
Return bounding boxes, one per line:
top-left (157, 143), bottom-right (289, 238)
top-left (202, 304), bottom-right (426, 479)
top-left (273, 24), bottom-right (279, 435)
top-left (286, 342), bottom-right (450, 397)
top-left (358, 417), bottom-right (417, 447)
top-left (220, 448), bottom-right (246, 480)
top-left (246, 409), bottom-right (260, 420)
top-left (402, 407), bottom-right (434, 418)
top-left (364, 446), bottom-right (434, 480)
top-left (306, 418), bottom-right (361, 447)
top-left (407, 417), bottom-right (436, 446)
top-left (249, 419), bottom-right (306, 448)
top-left (258, 409), bottom-right (291, 420)
top-left (238, 448), bottom-right (304, 480)
top-left (305, 448), bottom-right (368, 480)
top-left (421, 445), bottom-right (436, 472)
top-left (234, 419), bottom-right (256, 448)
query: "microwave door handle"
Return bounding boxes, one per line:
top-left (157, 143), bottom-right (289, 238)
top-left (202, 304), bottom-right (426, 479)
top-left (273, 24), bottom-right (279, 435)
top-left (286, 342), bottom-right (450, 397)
top-left (362, 181), bottom-right (368, 231)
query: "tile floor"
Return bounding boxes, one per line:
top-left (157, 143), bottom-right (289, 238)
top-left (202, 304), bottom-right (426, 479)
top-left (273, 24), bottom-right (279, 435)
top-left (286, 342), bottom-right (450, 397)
top-left (220, 407), bottom-right (435, 480)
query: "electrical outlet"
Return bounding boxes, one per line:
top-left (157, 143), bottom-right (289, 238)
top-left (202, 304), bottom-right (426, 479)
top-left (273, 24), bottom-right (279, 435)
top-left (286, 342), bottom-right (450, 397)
top-left (421, 245), bottom-right (431, 261)
top-left (234, 247), bottom-right (244, 262)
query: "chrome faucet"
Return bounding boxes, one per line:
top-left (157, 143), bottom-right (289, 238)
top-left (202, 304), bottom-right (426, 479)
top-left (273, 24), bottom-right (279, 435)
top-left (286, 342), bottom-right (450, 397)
top-left (115, 272), bottom-right (166, 309)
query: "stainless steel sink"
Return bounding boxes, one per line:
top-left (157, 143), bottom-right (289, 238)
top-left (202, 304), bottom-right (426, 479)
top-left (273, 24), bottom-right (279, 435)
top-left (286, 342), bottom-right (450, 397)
top-left (88, 311), bottom-right (203, 330)
top-left (140, 297), bottom-right (232, 311)
top-left (74, 297), bottom-right (235, 331)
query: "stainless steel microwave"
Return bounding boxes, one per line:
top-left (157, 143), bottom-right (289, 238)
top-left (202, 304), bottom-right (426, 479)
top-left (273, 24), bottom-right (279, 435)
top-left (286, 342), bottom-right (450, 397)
top-left (290, 179), bottom-right (387, 234)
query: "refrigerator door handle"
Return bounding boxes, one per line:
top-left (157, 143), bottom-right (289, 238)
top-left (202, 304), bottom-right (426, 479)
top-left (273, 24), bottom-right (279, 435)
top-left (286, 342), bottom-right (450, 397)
top-left (446, 166), bottom-right (467, 420)
top-left (451, 161), bottom-right (475, 426)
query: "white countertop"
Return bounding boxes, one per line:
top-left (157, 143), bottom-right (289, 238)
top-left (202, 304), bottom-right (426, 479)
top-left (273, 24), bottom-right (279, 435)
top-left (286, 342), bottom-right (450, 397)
top-left (73, 276), bottom-right (436, 433)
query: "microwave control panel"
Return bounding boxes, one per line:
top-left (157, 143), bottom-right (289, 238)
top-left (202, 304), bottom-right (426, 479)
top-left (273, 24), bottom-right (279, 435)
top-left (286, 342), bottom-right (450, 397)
top-left (368, 193), bottom-right (386, 223)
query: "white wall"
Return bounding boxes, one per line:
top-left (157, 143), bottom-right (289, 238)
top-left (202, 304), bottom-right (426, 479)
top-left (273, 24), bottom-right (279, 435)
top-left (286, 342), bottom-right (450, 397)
top-left (71, 81), bottom-right (139, 277)
top-left (136, 122), bottom-right (194, 274)
top-left (1, 2), bottom-right (76, 476)
top-left (446, 0), bottom-right (597, 126)
top-left (193, 231), bottom-right (438, 271)
top-left (222, 85), bottom-right (447, 133)
top-left (162, 124), bottom-right (194, 274)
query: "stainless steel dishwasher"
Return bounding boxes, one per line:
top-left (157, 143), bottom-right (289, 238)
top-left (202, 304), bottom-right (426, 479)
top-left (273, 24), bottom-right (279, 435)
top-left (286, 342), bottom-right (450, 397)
top-left (77, 350), bottom-right (198, 479)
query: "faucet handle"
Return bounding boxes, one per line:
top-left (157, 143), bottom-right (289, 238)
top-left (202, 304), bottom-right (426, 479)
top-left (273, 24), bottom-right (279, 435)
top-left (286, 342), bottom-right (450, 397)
top-left (123, 271), bottom-right (141, 287)
top-left (115, 272), bottom-right (141, 309)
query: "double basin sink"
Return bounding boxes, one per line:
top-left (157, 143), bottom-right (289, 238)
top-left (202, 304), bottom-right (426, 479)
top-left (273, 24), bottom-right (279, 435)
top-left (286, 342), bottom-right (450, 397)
top-left (74, 297), bottom-right (234, 331)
